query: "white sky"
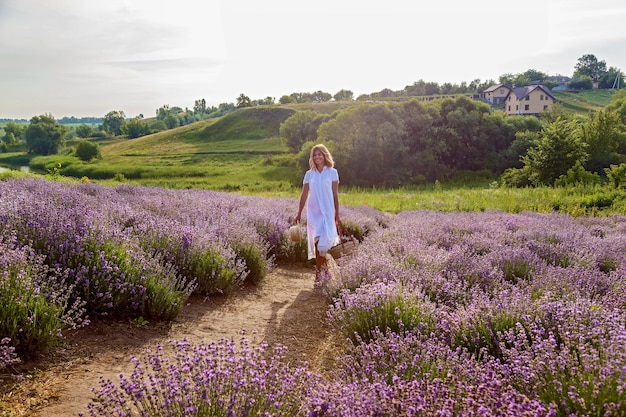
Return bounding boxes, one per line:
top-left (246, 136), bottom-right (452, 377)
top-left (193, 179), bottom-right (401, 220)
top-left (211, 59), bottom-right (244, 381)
top-left (1, 0), bottom-right (625, 119)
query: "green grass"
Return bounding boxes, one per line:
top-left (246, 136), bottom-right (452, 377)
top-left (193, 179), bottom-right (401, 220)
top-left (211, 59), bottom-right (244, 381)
top-left (4, 92), bottom-right (626, 215)
top-left (335, 183), bottom-right (626, 216)
top-left (553, 89), bottom-right (617, 115)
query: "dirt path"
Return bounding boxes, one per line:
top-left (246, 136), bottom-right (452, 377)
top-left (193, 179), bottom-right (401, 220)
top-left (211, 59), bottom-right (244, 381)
top-left (4, 265), bottom-right (339, 417)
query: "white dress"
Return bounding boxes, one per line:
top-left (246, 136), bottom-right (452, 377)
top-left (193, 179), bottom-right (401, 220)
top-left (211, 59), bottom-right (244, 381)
top-left (303, 166), bottom-right (340, 260)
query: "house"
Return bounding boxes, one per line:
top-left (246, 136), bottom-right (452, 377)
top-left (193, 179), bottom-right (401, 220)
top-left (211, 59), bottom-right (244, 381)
top-left (480, 84), bottom-right (511, 105)
top-left (504, 84), bottom-right (556, 116)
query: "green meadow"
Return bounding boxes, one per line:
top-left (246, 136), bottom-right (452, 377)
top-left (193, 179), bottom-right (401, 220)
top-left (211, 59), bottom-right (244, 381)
top-left (2, 92), bottom-right (626, 216)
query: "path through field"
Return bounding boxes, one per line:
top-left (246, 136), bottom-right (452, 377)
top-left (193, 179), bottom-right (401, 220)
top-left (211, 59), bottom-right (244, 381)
top-left (7, 265), bottom-right (337, 417)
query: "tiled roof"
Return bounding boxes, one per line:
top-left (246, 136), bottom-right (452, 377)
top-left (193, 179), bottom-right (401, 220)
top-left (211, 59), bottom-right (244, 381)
top-left (509, 84), bottom-right (555, 100)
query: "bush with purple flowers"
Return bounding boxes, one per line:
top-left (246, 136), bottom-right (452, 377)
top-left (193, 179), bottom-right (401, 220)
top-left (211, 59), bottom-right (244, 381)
top-left (0, 177), bottom-right (380, 363)
top-left (81, 337), bottom-right (314, 417)
top-left (325, 210), bottom-right (626, 415)
top-left (0, 234), bottom-right (86, 361)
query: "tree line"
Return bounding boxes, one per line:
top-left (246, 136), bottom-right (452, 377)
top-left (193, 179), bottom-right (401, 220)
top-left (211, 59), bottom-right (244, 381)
top-left (281, 91), bottom-right (626, 188)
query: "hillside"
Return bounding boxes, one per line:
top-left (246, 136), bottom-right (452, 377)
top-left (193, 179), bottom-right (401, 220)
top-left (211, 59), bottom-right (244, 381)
top-left (552, 89), bottom-right (617, 114)
top-left (104, 106), bottom-right (295, 157)
top-left (0, 89), bottom-right (619, 191)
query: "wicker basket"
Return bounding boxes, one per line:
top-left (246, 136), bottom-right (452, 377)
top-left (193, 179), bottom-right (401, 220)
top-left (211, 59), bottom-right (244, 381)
top-left (328, 224), bottom-right (359, 259)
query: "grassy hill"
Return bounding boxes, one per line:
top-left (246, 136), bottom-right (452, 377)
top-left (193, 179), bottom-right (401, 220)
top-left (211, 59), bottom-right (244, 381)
top-left (552, 89), bottom-right (617, 114)
top-left (0, 89), bottom-right (620, 192)
top-left (12, 107), bottom-right (300, 191)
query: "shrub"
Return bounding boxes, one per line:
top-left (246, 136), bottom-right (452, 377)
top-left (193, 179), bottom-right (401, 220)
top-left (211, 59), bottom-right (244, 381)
top-left (82, 338), bottom-right (313, 417)
top-left (75, 140), bottom-right (101, 162)
top-left (0, 237), bottom-right (86, 360)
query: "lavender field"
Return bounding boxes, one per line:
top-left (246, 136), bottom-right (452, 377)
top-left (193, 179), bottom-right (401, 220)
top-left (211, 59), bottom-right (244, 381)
top-left (0, 178), bottom-right (382, 366)
top-left (2, 178), bottom-right (626, 416)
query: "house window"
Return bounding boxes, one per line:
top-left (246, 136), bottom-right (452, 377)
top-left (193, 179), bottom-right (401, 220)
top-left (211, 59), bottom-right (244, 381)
top-left (516, 105), bottom-right (518, 110)
top-left (525, 104), bottom-right (530, 111)
top-left (543, 105), bottom-right (548, 111)
top-left (540, 95), bottom-right (544, 100)
top-left (499, 89), bottom-right (505, 94)
top-left (508, 105), bottom-right (511, 111)
top-left (525, 96), bottom-right (530, 101)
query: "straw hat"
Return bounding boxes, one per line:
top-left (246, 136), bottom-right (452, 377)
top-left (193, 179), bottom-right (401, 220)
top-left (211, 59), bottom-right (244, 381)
top-left (288, 224), bottom-right (302, 242)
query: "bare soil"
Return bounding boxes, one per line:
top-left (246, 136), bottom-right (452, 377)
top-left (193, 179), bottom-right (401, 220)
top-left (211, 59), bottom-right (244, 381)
top-left (1, 265), bottom-right (340, 417)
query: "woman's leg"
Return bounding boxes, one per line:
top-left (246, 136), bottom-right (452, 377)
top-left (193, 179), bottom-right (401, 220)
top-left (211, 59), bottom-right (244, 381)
top-left (314, 240), bottom-right (328, 276)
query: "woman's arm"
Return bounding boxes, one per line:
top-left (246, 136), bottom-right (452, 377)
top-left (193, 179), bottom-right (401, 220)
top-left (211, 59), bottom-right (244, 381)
top-left (295, 183), bottom-right (309, 223)
top-left (332, 180), bottom-right (340, 224)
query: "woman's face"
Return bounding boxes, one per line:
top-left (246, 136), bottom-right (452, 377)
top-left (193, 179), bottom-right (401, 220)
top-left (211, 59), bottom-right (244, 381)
top-left (313, 149), bottom-right (325, 167)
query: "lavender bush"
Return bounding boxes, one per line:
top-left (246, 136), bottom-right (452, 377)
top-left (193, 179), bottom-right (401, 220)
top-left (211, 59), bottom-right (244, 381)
top-left (0, 177), bottom-right (382, 362)
top-left (61, 205), bottom-right (626, 416)
top-left (81, 337), bottom-right (314, 417)
top-left (0, 234), bottom-right (86, 360)
top-left (0, 337), bottom-right (18, 370)
top-left (326, 210), bottom-right (626, 415)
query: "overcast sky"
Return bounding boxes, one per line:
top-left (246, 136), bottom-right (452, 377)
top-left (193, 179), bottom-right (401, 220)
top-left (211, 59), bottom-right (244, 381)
top-left (1, 0), bottom-right (626, 119)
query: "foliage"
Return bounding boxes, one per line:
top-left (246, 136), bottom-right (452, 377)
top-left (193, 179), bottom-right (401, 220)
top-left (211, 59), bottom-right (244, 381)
top-left (333, 89), bottom-right (354, 101)
top-left (522, 117), bottom-right (588, 185)
top-left (579, 109), bottom-right (623, 173)
top-left (574, 53), bottom-right (607, 80)
top-left (102, 110), bottom-right (126, 136)
top-left (24, 114), bottom-right (68, 155)
top-left (279, 110), bottom-right (329, 152)
top-left (121, 118), bottom-right (151, 138)
top-left (1, 121), bottom-right (24, 144)
top-left (554, 160), bottom-right (600, 186)
top-left (318, 103), bottom-right (409, 186)
top-left (75, 140), bottom-right (101, 162)
top-left (75, 124), bottom-right (94, 138)
top-left (604, 163), bottom-right (626, 188)
top-left (0, 236), bottom-right (86, 360)
top-left (236, 93), bottom-right (251, 108)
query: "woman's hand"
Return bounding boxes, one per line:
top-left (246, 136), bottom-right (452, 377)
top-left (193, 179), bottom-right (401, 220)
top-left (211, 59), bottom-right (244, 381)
top-left (294, 213), bottom-right (301, 224)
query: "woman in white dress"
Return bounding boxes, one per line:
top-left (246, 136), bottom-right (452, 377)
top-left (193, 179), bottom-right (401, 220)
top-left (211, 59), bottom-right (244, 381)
top-left (294, 144), bottom-right (341, 277)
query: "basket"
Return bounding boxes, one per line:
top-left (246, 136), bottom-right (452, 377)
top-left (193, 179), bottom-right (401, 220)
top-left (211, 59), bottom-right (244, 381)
top-left (328, 223), bottom-right (359, 259)
top-left (288, 224), bottom-right (302, 242)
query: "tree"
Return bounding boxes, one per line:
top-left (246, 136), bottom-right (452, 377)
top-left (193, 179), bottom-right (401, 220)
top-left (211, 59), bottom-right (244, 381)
top-left (75, 140), bottom-right (100, 161)
top-left (150, 120), bottom-right (168, 132)
top-left (103, 110), bottom-right (126, 136)
top-left (523, 69), bottom-right (547, 83)
top-left (193, 98), bottom-right (207, 115)
top-left (333, 89), bottom-right (354, 101)
top-left (522, 118), bottom-right (588, 186)
top-left (122, 118), bottom-right (151, 138)
top-left (163, 113), bottom-right (180, 129)
top-left (311, 91), bottom-right (332, 102)
top-left (574, 54), bottom-right (607, 80)
top-left (599, 67), bottom-right (625, 89)
top-left (75, 124), bottom-right (94, 138)
top-left (280, 110), bottom-right (322, 152)
top-left (24, 114), bottom-right (68, 155)
top-left (279, 95), bottom-right (296, 104)
top-left (435, 96), bottom-right (495, 171)
top-left (390, 100), bottom-right (442, 181)
top-left (236, 94), bottom-right (251, 108)
top-left (1, 121), bottom-right (24, 144)
top-left (569, 76), bottom-right (594, 90)
top-left (317, 103), bottom-right (408, 186)
top-left (579, 109), bottom-right (623, 173)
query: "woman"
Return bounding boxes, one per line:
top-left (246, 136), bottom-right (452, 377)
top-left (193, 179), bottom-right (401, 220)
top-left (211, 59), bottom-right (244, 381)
top-left (294, 144), bottom-right (341, 277)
